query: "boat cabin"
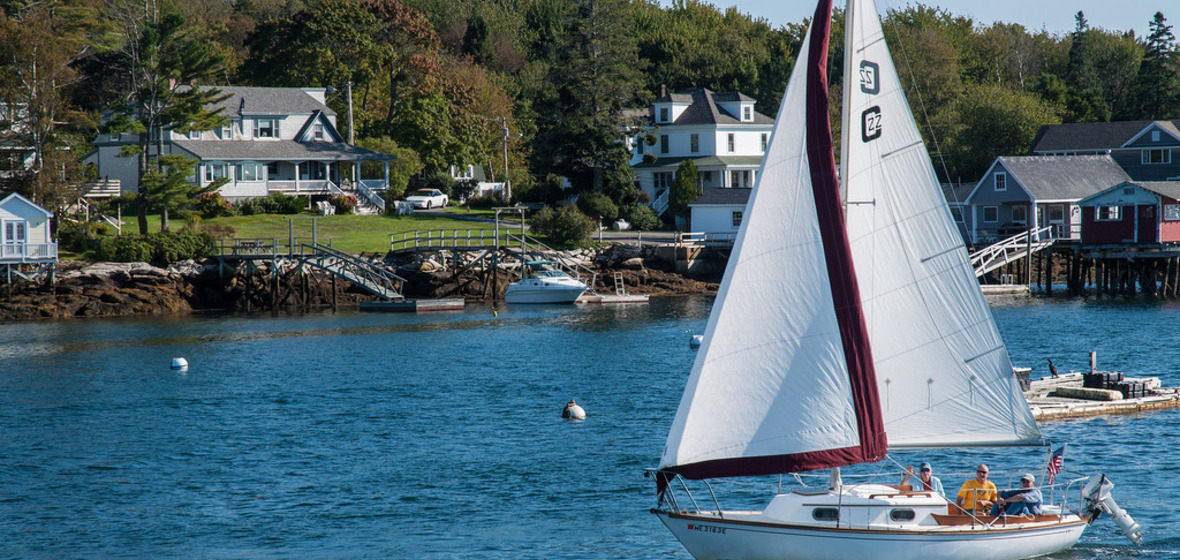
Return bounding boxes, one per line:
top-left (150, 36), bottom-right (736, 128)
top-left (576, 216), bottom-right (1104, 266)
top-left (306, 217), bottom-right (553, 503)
top-left (1078, 181), bottom-right (1180, 246)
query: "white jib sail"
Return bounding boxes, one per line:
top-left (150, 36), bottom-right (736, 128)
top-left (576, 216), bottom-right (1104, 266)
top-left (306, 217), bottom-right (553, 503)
top-left (659, 25), bottom-right (863, 472)
top-left (841, 0), bottom-right (1041, 447)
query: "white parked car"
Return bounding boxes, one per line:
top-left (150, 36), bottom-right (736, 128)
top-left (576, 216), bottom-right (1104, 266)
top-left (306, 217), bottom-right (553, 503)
top-left (406, 189), bottom-right (449, 209)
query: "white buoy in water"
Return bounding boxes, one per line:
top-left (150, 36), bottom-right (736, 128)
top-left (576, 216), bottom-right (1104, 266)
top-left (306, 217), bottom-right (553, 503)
top-left (171, 357), bottom-right (189, 371)
top-left (562, 399), bottom-right (586, 420)
top-left (689, 334), bottom-right (703, 348)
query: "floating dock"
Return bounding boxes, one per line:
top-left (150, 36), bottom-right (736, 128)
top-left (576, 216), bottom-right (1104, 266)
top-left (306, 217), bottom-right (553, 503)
top-left (1025, 372), bottom-right (1180, 421)
top-left (578, 294), bottom-right (650, 304)
top-left (358, 298), bottom-right (465, 313)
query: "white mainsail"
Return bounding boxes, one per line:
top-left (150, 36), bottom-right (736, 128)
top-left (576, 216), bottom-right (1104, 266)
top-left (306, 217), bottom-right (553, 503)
top-left (659, 4), bottom-right (883, 478)
top-left (840, 0), bottom-right (1040, 447)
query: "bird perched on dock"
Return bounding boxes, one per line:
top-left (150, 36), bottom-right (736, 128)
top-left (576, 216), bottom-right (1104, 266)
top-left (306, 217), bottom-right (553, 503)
top-left (562, 399), bottom-right (586, 419)
top-left (1048, 358), bottom-right (1059, 378)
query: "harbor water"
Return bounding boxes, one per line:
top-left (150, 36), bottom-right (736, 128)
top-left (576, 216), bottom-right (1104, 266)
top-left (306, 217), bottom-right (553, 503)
top-left (1, 297), bottom-right (1178, 559)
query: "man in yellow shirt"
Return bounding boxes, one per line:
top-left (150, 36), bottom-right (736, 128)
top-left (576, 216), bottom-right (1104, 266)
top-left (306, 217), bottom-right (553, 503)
top-left (956, 464), bottom-right (997, 513)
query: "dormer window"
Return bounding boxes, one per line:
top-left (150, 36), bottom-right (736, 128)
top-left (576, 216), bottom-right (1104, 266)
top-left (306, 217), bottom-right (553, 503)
top-left (743, 106), bottom-right (752, 121)
top-left (313, 123), bottom-right (325, 141)
top-left (1143, 149), bottom-right (1170, 164)
top-left (188, 128), bottom-right (201, 140)
top-left (218, 124), bottom-right (233, 139)
top-left (659, 107), bottom-right (669, 122)
top-left (256, 118), bottom-right (279, 138)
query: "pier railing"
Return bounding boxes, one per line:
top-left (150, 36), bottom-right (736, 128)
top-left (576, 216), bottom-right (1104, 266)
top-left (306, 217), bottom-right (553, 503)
top-left (676, 231), bottom-right (738, 247)
top-left (389, 229), bottom-right (515, 252)
top-left (970, 226), bottom-right (1055, 278)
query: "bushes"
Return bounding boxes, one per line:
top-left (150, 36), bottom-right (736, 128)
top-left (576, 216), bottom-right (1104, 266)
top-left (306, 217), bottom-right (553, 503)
top-left (466, 196), bottom-right (500, 209)
top-left (620, 204), bottom-right (660, 231)
top-left (237, 193), bottom-right (307, 215)
top-left (94, 230), bottom-right (215, 266)
top-left (330, 194), bottom-right (357, 214)
top-left (196, 192), bottom-right (236, 218)
top-left (530, 206), bottom-right (595, 247)
top-left (576, 191), bottom-right (618, 222)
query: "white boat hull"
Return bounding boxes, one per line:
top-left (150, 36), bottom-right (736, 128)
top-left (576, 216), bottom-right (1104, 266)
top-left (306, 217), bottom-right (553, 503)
top-left (656, 511), bottom-right (1087, 560)
top-left (504, 278), bottom-right (587, 304)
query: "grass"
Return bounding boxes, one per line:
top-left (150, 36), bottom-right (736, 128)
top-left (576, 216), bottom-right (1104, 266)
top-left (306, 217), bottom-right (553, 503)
top-left (199, 213), bottom-right (504, 254)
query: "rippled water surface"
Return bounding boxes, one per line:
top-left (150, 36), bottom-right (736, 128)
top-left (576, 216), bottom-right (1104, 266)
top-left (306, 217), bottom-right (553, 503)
top-left (1, 297), bottom-right (1177, 559)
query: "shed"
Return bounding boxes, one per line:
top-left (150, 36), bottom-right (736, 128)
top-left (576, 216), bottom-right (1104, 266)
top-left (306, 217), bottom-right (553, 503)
top-left (1078, 181), bottom-right (1180, 245)
top-left (688, 187), bottom-right (751, 234)
top-left (1, 191), bottom-right (57, 282)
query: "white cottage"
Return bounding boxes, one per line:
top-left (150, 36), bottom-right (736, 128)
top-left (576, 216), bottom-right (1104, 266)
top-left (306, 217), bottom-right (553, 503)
top-left (82, 86), bottom-right (396, 210)
top-left (0, 191), bottom-right (56, 281)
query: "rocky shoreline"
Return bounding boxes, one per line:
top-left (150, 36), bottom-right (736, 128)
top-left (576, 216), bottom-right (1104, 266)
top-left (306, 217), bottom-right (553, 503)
top-left (0, 245), bottom-right (721, 322)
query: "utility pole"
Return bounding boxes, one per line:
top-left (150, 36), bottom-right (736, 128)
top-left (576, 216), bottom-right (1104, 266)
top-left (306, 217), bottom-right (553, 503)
top-left (501, 117), bottom-right (511, 202)
top-left (347, 81), bottom-right (355, 145)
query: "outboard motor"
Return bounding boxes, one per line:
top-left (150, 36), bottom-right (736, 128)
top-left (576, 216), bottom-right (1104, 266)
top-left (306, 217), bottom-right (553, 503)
top-left (1082, 475), bottom-right (1143, 545)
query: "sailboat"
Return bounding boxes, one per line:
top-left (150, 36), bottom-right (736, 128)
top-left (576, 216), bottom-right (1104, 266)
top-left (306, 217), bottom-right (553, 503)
top-left (650, 1), bottom-right (1142, 559)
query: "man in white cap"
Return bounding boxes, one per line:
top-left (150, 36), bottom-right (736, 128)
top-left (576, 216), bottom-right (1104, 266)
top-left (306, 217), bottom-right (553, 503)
top-left (900, 462), bottom-right (945, 498)
top-left (992, 473), bottom-right (1042, 516)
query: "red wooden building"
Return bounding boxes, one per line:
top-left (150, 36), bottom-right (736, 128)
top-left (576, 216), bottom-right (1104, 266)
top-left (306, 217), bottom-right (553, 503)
top-left (1078, 181), bottom-right (1180, 245)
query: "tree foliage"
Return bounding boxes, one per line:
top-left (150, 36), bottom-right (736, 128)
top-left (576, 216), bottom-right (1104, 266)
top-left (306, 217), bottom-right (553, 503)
top-left (668, 159), bottom-right (700, 220)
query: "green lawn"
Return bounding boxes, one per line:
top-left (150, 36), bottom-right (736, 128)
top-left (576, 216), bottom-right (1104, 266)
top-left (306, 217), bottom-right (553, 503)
top-left (201, 212), bottom-right (503, 254)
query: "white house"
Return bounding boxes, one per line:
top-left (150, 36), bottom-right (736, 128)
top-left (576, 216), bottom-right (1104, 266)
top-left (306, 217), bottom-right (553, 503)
top-left (1, 191), bottom-right (56, 281)
top-left (82, 86), bottom-right (396, 210)
top-left (630, 88), bottom-right (774, 216)
top-left (688, 187), bottom-right (751, 236)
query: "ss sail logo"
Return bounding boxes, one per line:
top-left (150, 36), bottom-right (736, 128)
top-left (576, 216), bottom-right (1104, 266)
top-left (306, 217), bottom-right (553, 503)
top-left (862, 106), bottom-right (882, 142)
top-left (859, 61), bottom-right (880, 94)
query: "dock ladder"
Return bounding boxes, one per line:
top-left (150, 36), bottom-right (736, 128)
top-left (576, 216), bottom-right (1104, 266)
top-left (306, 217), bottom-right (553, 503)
top-left (613, 272), bottom-right (627, 295)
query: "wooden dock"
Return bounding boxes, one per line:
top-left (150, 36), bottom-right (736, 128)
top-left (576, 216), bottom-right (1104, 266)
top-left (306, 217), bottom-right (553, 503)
top-left (578, 294), bottom-right (650, 304)
top-left (1025, 372), bottom-right (1180, 421)
top-left (358, 298), bottom-right (465, 313)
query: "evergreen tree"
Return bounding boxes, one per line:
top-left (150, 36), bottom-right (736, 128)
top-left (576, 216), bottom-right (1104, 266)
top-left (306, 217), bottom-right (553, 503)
top-left (1133, 12), bottom-right (1180, 119)
top-left (668, 159), bottom-right (700, 221)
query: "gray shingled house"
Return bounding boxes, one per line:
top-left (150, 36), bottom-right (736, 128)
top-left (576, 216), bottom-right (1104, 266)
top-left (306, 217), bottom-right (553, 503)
top-left (83, 86), bottom-right (396, 210)
top-left (688, 187), bottom-right (752, 235)
top-left (1029, 120), bottom-right (1180, 181)
top-left (629, 88), bottom-right (773, 217)
top-left (964, 155), bottom-right (1131, 244)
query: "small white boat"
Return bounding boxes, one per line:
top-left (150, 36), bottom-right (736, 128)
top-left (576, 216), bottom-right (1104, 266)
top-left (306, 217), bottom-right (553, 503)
top-left (650, 0), bottom-right (1142, 558)
top-left (504, 263), bottom-right (588, 304)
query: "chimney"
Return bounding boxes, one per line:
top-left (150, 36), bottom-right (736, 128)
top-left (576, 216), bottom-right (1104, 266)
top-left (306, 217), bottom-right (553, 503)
top-left (659, 84), bottom-right (667, 98)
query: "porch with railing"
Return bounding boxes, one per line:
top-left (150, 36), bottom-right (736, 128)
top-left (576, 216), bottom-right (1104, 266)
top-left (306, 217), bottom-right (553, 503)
top-left (1, 242), bottom-right (58, 262)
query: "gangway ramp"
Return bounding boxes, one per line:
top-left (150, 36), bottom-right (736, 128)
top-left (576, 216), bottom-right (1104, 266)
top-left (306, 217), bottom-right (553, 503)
top-left (970, 226), bottom-right (1055, 278)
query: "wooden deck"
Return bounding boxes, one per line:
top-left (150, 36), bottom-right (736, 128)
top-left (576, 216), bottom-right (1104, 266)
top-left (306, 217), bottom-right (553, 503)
top-left (1026, 372), bottom-right (1180, 421)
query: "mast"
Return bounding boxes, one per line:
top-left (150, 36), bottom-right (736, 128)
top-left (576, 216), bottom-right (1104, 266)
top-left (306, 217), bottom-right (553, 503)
top-left (839, 0), bottom-right (854, 204)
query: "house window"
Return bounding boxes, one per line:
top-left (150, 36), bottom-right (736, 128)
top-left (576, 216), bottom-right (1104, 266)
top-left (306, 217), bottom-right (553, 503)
top-left (204, 163), bottom-right (231, 182)
top-left (732, 210), bottom-right (743, 227)
top-left (730, 170), bottom-right (751, 188)
top-left (995, 172), bottom-right (1007, 191)
top-left (187, 129), bottom-right (201, 140)
top-left (3, 220), bottom-right (27, 244)
top-left (1152, 130), bottom-right (1160, 142)
top-left (1142, 149), bottom-right (1171, 164)
top-left (1165, 205), bottom-right (1180, 221)
top-left (983, 206), bottom-right (998, 223)
top-left (313, 123), bottom-right (325, 141)
top-left (950, 207), bottom-right (964, 222)
top-left (761, 133), bottom-right (768, 152)
top-left (660, 134), bottom-right (669, 154)
top-left (659, 107), bottom-right (669, 122)
top-left (218, 124), bottom-right (233, 139)
top-left (690, 133), bottom-right (699, 153)
top-left (743, 106), bottom-right (752, 121)
top-left (636, 139), bottom-right (644, 155)
top-left (1048, 205), bottom-right (1065, 222)
top-left (267, 162), bottom-right (280, 176)
top-left (238, 163), bottom-right (264, 182)
top-left (1012, 205), bottom-right (1027, 224)
top-left (256, 118), bottom-right (279, 138)
top-left (702, 171), bottom-right (713, 184)
top-left (728, 133), bottom-right (735, 152)
top-left (1096, 206), bottom-right (1122, 221)
top-left (653, 172), bottom-right (673, 190)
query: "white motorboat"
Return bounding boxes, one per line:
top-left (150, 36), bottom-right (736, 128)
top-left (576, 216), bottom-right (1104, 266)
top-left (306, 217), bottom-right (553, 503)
top-left (650, 1), bottom-right (1142, 559)
top-left (504, 262), bottom-right (588, 304)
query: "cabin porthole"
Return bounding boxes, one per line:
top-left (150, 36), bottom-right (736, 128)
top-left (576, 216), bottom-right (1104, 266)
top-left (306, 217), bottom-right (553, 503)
top-left (890, 508), bottom-right (916, 522)
top-left (812, 507), bottom-right (839, 522)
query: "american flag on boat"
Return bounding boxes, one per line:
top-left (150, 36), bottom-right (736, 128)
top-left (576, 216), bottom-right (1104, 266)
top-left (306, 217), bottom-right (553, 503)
top-left (1046, 445), bottom-right (1065, 484)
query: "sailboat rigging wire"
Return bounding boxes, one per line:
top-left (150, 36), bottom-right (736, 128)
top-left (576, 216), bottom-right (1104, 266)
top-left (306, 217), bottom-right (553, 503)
top-left (880, 2), bottom-right (955, 188)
